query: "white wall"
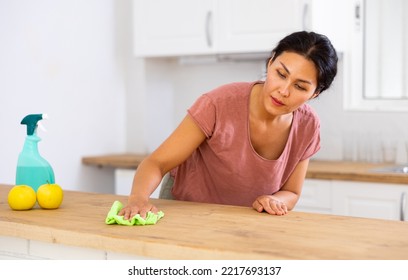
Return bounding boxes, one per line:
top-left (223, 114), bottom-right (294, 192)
top-left (0, 0), bottom-right (129, 192)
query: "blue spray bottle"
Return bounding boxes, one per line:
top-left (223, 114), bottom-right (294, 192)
top-left (16, 114), bottom-right (55, 192)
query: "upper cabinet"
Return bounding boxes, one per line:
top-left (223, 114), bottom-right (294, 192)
top-left (308, 0), bottom-right (353, 53)
top-left (133, 0), bottom-right (214, 57)
top-left (133, 0), bottom-right (313, 57)
top-left (132, 0), bottom-right (350, 57)
top-left (215, 0), bottom-right (308, 54)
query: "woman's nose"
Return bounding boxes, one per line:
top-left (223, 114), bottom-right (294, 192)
top-left (279, 83), bottom-right (290, 97)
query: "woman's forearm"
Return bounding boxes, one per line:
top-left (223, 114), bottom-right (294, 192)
top-left (128, 157), bottom-right (165, 202)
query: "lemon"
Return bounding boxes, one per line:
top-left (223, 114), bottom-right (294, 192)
top-left (8, 185), bottom-right (37, 210)
top-left (36, 183), bottom-right (64, 209)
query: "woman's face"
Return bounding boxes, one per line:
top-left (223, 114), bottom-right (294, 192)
top-left (262, 51), bottom-right (319, 116)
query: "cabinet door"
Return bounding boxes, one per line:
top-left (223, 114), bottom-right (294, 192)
top-left (309, 0), bottom-right (353, 52)
top-left (294, 179), bottom-right (333, 214)
top-left (133, 0), bottom-right (215, 57)
top-left (332, 181), bottom-right (408, 221)
top-left (217, 0), bottom-right (308, 54)
top-left (115, 169), bottom-right (162, 198)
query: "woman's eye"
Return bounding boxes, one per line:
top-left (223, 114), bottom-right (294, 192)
top-left (276, 70), bottom-right (285, 78)
top-left (295, 84), bottom-right (307, 91)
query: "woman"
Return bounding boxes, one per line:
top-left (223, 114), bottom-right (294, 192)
top-left (120, 31), bottom-right (338, 219)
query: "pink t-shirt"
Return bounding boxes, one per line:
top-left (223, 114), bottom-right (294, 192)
top-left (171, 81), bottom-right (320, 207)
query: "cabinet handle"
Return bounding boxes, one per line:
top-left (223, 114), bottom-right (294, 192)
top-left (205, 11), bottom-right (213, 48)
top-left (401, 192), bottom-right (407, 221)
top-left (302, 3), bottom-right (309, 30)
top-left (355, 1), bottom-right (361, 20)
top-left (354, 1), bottom-right (362, 31)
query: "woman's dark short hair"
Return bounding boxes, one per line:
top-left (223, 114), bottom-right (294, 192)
top-left (267, 31), bottom-right (338, 94)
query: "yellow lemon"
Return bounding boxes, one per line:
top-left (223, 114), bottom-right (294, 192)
top-left (8, 185), bottom-right (37, 210)
top-left (37, 183), bottom-right (64, 209)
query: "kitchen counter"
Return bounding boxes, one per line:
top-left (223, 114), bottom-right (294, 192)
top-left (307, 160), bottom-right (408, 184)
top-left (1, 184), bottom-right (408, 259)
top-left (82, 154), bottom-right (408, 184)
top-left (82, 153), bottom-right (147, 169)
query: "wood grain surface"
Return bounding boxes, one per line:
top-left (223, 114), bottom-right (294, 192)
top-left (1, 184), bottom-right (408, 259)
top-left (307, 160), bottom-right (408, 184)
top-left (82, 153), bottom-right (147, 169)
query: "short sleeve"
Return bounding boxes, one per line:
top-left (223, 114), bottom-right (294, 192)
top-left (187, 94), bottom-right (216, 138)
top-left (300, 123), bottom-right (321, 160)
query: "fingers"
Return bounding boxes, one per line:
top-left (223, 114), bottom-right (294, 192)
top-left (253, 197), bottom-right (288, 216)
top-left (118, 208), bottom-right (126, 217)
top-left (252, 200), bottom-right (264, 213)
top-left (275, 202), bottom-right (288, 215)
top-left (119, 207), bottom-right (134, 220)
top-left (119, 204), bottom-right (159, 220)
top-left (137, 205), bottom-right (159, 219)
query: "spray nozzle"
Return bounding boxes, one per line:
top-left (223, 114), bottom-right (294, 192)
top-left (21, 114), bottom-right (48, 136)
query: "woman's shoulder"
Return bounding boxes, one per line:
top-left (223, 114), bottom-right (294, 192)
top-left (295, 103), bottom-right (320, 127)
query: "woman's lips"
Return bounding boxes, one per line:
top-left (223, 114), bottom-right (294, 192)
top-left (271, 96), bottom-right (285, 106)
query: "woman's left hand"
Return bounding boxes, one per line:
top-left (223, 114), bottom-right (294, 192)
top-left (252, 195), bottom-right (288, 216)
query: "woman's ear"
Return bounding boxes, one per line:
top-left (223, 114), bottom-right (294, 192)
top-left (268, 52), bottom-right (276, 66)
top-left (311, 91), bottom-right (320, 99)
top-left (268, 55), bottom-right (275, 66)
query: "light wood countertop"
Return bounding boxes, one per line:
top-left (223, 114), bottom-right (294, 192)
top-left (82, 153), bottom-right (147, 169)
top-left (1, 184), bottom-right (408, 259)
top-left (307, 160), bottom-right (408, 184)
top-left (82, 154), bottom-right (408, 184)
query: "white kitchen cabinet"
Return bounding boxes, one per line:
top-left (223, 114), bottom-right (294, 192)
top-left (216, 0), bottom-right (308, 54)
top-left (114, 168), bottom-right (162, 198)
top-left (0, 235), bottom-right (150, 260)
top-left (308, 0), bottom-right (353, 52)
top-left (294, 179), bottom-right (333, 214)
top-left (133, 0), bottom-right (214, 56)
top-left (296, 179), bottom-right (408, 221)
top-left (132, 0), bottom-right (312, 57)
top-left (332, 181), bottom-right (408, 221)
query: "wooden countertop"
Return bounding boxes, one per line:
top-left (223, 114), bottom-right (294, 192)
top-left (82, 153), bottom-right (147, 169)
top-left (82, 154), bottom-right (408, 184)
top-left (1, 184), bottom-right (408, 259)
top-left (307, 160), bottom-right (408, 184)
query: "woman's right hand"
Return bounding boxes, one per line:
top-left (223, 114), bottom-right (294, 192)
top-left (119, 196), bottom-right (159, 220)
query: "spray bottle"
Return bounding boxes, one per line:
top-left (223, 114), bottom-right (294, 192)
top-left (16, 114), bottom-right (55, 192)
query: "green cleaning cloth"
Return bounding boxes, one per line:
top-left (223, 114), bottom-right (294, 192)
top-left (105, 200), bottom-right (164, 226)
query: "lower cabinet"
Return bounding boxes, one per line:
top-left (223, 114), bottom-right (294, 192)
top-left (332, 181), bottom-right (408, 221)
top-left (0, 235), bottom-right (149, 260)
top-left (295, 179), bottom-right (408, 221)
top-left (114, 169), bottom-right (162, 198)
top-left (294, 179), bottom-right (333, 215)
